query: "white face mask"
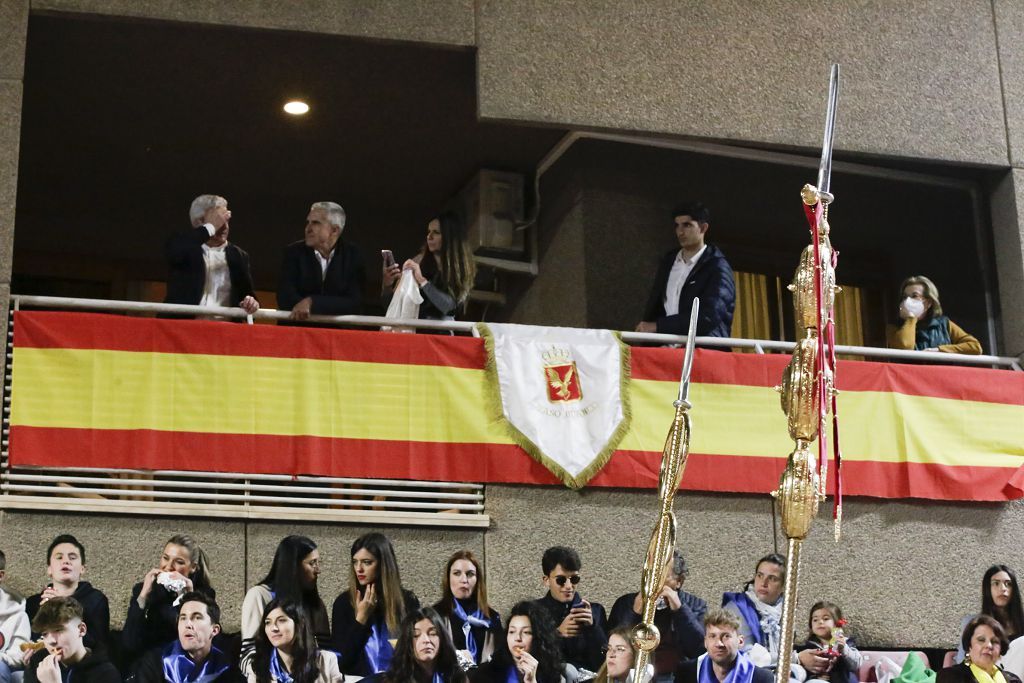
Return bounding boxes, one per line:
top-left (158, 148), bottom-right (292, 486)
top-left (903, 297), bottom-right (926, 318)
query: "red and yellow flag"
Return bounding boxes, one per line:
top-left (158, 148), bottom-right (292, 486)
top-left (9, 311), bottom-right (1024, 501)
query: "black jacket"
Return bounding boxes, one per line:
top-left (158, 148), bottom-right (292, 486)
top-left (331, 587), bottom-right (420, 675)
top-left (676, 656), bottom-right (775, 683)
top-left (26, 582), bottom-right (110, 649)
top-left (25, 646), bottom-right (120, 683)
top-left (642, 244), bottom-right (735, 337)
top-left (608, 590), bottom-right (707, 671)
top-left (128, 643), bottom-right (243, 683)
top-left (432, 599), bottom-right (503, 665)
top-left (534, 593), bottom-right (607, 673)
top-left (277, 239), bottom-right (366, 316)
top-left (938, 664), bottom-right (1023, 683)
top-left (163, 226), bottom-right (256, 312)
top-left (121, 583), bottom-right (217, 668)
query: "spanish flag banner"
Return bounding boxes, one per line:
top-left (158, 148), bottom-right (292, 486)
top-left (8, 311), bottom-right (1024, 501)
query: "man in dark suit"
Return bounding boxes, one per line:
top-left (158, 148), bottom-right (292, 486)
top-left (277, 201), bottom-right (366, 321)
top-left (676, 609), bottom-right (775, 683)
top-left (163, 194), bottom-right (259, 317)
top-left (636, 202), bottom-right (735, 337)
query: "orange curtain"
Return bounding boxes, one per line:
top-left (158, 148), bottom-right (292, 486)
top-left (732, 271), bottom-right (771, 349)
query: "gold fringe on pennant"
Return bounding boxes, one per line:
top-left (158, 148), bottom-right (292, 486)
top-left (477, 324), bottom-right (632, 489)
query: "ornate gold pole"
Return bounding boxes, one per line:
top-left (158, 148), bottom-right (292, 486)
top-left (630, 300), bottom-right (700, 683)
top-left (771, 64), bottom-right (841, 683)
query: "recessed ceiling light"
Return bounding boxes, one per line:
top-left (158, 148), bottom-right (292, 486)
top-left (283, 100), bottom-right (310, 115)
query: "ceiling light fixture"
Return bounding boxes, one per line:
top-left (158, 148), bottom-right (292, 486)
top-left (283, 100), bottom-right (310, 115)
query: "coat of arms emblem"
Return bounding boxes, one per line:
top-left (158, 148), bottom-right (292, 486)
top-left (542, 346), bottom-right (582, 403)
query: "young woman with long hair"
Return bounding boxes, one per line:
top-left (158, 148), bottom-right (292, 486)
top-left (121, 534), bottom-right (214, 666)
top-left (381, 212), bottom-right (477, 324)
top-left (594, 626), bottom-right (639, 683)
top-left (372, 607), bottom-right (467, 683)
top-left (251, 598), bottom-right (342, 683)
top-left (470, 601), bottom-right (570, 683)
top-left (955, 565), bottom-right (1024, 662)
top-left (432, 550), bottom-right (502, 666)
top-left (241, 536), bottom-right (330, 676)
top-left (332, 533), bottom-right (420, 676)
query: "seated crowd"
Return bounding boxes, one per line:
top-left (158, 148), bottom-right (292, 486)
top-left (168, 194), bottom-right (983, 354)
top-left (0, 540), bottom-right (1014, 683)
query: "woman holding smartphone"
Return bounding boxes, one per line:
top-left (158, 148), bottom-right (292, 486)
top-left (381, 212), bottom-right (476, 325)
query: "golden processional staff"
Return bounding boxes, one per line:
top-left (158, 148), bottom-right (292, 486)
top-left (630, 299), bottom-right (700, 683)
top-left (772, 63), bottom-right (844, 683)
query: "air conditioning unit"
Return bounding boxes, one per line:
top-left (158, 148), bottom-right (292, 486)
top-left (456, 170), bottom-right (525, 256)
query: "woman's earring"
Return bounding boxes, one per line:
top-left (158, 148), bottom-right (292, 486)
top-left (964, 654), bottom-right (972, 666)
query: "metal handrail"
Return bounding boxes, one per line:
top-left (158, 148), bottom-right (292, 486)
top-left (10, 294), bottom-right (1021, 369)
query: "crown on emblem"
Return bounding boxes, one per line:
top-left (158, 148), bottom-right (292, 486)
top-left (541, 345), bottom-right (573, 365)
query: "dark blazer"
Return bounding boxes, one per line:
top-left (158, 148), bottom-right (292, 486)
top-left (163, 226), bottom-right (256, 312)
top-left (277, 239), bottom-right (366, 315)
top-left (937, 664), bottom-right (1023, 683)
top-left (676, 656), bottom-right (775, 683)
top-left (642, 243), bottom-right (735, 337)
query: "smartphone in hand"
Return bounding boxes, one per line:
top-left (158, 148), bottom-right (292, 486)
top-left (382, 249), bottom-right (396, 268)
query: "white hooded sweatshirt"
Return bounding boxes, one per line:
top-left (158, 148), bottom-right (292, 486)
top-left (0, 587), bottom-right (30, 668)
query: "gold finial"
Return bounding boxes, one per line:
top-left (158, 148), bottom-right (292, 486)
top-left (801, 184), bottom-right (819, 206)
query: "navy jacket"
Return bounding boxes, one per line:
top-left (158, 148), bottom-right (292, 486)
top-left (642, 244), bottom-right (735, 337)
top-left (609, 590), bottom-right (707, 670)
top-left (277, 239), bottom-right (366, 316)
top-left (163, 226), bottom-right (256, 311)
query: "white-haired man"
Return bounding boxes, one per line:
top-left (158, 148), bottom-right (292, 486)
top-left (163, 194), bottom-right (259, 316)
top-left (277, 201), bottom-right (366, 321)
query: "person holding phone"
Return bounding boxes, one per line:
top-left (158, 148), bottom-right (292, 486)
top-left (534, 546), bottom-right (607, 673)
top-left (380, 212), bottom-right (476, 327)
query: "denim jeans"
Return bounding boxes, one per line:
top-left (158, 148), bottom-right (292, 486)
top-left (0, 658), bottom-right (12, 683)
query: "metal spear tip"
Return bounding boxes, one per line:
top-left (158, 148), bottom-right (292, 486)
top-left (676, 298), bottom-right (700, 404)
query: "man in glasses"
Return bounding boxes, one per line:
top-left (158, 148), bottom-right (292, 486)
top-left (534, 546), bottom-right (607, 673)
top-left (609, 549), bottom-right (707, 681)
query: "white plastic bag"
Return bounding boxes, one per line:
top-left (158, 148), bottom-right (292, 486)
top-left (381, 270), bottom-right (423, 333)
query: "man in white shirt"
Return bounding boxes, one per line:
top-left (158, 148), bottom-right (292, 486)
top-left (636, 202), bottom-right (735, 337)
top-left (163, 194), bottom-right (260, 317)
top-left (277, 201), bottom-right (366, 322)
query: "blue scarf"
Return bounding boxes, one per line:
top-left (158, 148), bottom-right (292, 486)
top-left (721, 593), bottom-right (764, 645)
top-left (364, 619), bottom-right (394, 674)
top-left (503, 664), bottom-right (520, 683)
top-left (452, 599), bottom-right (492, 663)
top-left (268, 650), bottom-right (294, 683)
top-left (161, 641), bottom-right (231, 683)
top-left (697, 651), bottom-right (757, 683)
top-left (914, 315), bottom-right (951, 350)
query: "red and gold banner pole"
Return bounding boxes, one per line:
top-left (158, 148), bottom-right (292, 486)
top-left (772, 63), bottom-right (844, 683)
